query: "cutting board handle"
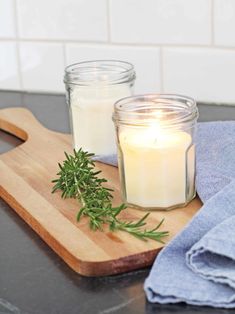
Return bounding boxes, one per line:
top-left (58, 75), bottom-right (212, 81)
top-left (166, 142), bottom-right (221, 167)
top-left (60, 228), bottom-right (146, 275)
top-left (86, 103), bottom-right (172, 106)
top-left (0, 107), bottom-right (45, 141)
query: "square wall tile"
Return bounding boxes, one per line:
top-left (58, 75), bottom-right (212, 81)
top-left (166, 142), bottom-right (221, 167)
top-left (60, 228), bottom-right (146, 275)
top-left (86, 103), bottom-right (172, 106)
top-left (17, 0), bottom-right (108, 41)
top-left (19, 42), bottom-right (64, 92)
top-left (0, 42), bottom-right (20, 89)
top-left (65, 44), bottom-right (161, 93)
top-left (0, 0), bottom-right (15, 38)
top-left (110, 0), bottom-right (211, 44)
top-left (162, 48), bottom-right (235, 103)
top-left (214, 0), bottom-right (235, 46)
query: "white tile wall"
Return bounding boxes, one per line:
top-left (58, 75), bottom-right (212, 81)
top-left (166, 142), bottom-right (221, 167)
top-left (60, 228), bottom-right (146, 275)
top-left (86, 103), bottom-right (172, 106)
top-left (0, 42), bottom-right (19, 89)
top-left (0, 0), bottom-right (15, 38)
top-left (214, 0), bottom-right (235, 46)
top-left (1, 0), bottom-right (235, 103)
top-left (17, 0), bottom-right (108, 41)
top-left (163, 48), bottom-right (235, 103)
top-left (110, 0), bottom-right (211, 45)
top-left (65, 44), bottom-right (161, 93)
top-left (19, 42), bottom-right (64, 92)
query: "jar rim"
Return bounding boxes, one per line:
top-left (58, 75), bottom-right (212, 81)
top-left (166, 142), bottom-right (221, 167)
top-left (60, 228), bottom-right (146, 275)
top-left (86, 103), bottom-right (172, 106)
top-left (113, 94), bottom-right (198, 128)
top-left (64, 60), bottom-right (136, 86)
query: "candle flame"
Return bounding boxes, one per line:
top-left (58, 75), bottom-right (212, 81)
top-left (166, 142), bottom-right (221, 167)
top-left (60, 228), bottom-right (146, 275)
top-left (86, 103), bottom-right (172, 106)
top-left (148, 110), bottom-right (164, 136)
top-left (148, 110), bottom-right (165, 144)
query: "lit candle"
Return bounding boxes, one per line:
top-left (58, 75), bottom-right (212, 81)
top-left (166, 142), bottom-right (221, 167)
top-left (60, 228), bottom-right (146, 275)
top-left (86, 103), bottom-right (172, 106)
top-left (119, 126), bottom-right (195, 208)
top-left (113, 94), bottom-right (198, 210)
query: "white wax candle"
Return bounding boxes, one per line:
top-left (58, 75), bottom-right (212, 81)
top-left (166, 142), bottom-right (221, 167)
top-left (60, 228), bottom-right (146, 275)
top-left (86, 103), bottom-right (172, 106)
top-left (70, 83), bottom-right (131, 155)
top-left (119, 126), bottom-right (195, 208)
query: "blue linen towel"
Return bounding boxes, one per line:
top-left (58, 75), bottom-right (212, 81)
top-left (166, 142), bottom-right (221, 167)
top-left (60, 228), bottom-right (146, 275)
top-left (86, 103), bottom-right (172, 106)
top-left (144, 121), bottom-right (235, 308)
top-left (96, 121), bottom-right (235, 308)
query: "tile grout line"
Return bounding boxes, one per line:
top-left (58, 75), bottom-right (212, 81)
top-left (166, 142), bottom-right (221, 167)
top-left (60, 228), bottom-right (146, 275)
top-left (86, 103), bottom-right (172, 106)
top-left (62, 43), bottom-right (67, 68)
top-left (0, 38), bottom-right (215, 47)
top-left (106, 0), bottom-right (111, 43)
top-left (1, 37), bottom-right (235, 51)
top-left (13, 0), bottom-right (23, 90)
top-left (211, 0), bottom-right (215, 45)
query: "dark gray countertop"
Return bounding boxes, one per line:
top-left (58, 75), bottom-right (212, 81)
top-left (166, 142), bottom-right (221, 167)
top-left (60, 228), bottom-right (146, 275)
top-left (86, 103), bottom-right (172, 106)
top-left (0, 91), bottom-right (234, 314)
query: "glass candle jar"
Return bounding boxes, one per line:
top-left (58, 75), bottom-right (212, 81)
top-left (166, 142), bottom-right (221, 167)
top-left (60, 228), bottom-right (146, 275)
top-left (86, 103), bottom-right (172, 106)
top-left (64, 60), bottom-right (135, 156)
top-left (113, 94), bottom-right (199, 211)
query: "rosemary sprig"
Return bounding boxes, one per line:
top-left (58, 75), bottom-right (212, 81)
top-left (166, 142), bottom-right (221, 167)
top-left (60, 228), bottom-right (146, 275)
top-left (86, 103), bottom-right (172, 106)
top-left (52, 149), bottom-right (169, 242)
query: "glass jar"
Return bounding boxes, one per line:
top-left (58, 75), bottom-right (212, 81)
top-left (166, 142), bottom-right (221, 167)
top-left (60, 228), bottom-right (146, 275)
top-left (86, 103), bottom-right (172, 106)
top-left (64, 60), bottom-right (136, 156)
top-left (113, 94), bottom-right (199, 211)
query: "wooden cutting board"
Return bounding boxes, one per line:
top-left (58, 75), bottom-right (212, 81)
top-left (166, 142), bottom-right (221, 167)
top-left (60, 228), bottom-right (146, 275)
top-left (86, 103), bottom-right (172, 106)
top-left (0, 107), bottom-right (202, 277)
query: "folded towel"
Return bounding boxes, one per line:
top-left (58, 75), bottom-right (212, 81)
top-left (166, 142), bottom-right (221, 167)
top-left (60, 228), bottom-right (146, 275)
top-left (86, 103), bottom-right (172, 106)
top-left (186, 214), bottom-right (235, 289)
top-left (195, 122), bottom-right (235, 203)
top-left (95, 121), bottom-right (235, 308)
top-left (93, 154), bottom-right (117, 167)
top-left (144, 121), bottom-right (235, 308)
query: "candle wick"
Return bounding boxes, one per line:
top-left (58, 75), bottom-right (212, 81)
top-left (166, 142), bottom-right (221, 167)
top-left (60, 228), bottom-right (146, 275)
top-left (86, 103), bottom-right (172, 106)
top-left (153, 138), bottom-right (158, 145)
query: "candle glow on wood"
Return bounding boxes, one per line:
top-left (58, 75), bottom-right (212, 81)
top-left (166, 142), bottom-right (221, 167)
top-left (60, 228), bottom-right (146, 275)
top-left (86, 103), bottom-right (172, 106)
top-left (119, 118), bottom-right (195, 209)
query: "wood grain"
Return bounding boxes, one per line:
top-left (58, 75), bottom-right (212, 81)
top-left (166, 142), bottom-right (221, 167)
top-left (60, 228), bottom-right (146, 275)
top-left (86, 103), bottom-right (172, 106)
top-left (0, 107), bottom-right (202, 276)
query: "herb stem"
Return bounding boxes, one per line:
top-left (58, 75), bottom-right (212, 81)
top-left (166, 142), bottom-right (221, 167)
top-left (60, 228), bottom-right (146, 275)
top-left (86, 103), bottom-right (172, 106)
top-left (52, 149), bottom-right (169, 242)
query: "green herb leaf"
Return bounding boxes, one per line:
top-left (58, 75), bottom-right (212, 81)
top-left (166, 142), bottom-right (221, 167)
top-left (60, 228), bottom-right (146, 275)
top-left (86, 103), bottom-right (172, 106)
top-left (52, 149), bottom-right (169, 242)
